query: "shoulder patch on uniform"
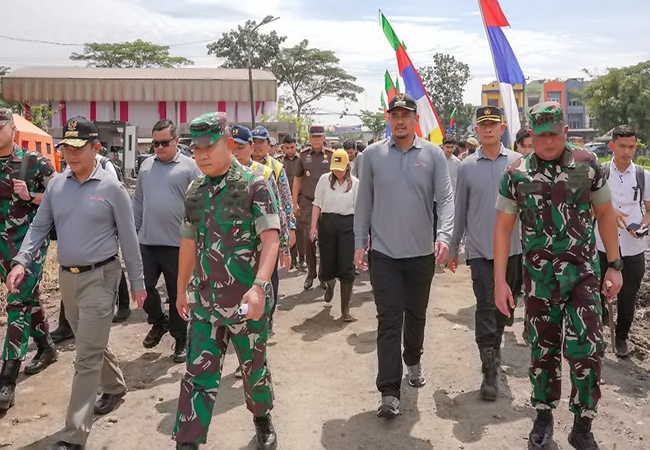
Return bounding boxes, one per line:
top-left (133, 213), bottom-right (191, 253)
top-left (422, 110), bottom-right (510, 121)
top-left (301, 147), bottom-right (312, 153)
top-left (324, 148), bottom-right (334, 153)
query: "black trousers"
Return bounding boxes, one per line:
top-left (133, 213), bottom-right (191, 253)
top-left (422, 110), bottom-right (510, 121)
top-left (371, 250), bottom-right (435, 399)
top-left (318, 213), bottom-right (355, 283)
top-left (433, 202), bottom-right (438, 241)
top-left (141, 244), bottom-right (186, 339)
top-left (58, 270), bottom-right (129, 328)
top-left (469, 255), bottom-right (522, 349)
top-left (598, 251), bottom-right (645, 340)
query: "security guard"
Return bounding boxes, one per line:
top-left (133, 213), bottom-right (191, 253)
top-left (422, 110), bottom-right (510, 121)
top-left (292, 125), bottom-right (334, 289)
top-left (493, 102), bottom-right (623, 450)
top-left (0, 108), bottom-right (57, 412)
top-left (173, 113), bottom-right (280, 450)
top-left (8, 116), bottom-right (146, 450)
top-left (280, 136), bottom-right (304, 269)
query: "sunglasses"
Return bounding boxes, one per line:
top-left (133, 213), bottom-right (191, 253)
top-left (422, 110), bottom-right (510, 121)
top-left (153, 139), bottom-right (174, 148)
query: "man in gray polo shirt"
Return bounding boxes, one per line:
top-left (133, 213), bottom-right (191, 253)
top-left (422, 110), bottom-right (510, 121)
top-left (8, 117), bottom-right (146, 450)
top-left (448, 107), bottom-right (522, 402)
top-left (354, 93), bottom-right (454, 419)
top-left (134, 119), bottom-right (201, 363)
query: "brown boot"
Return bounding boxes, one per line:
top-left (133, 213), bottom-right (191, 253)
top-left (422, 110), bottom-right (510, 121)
top-left (340, 282), bottom-right (356, 322)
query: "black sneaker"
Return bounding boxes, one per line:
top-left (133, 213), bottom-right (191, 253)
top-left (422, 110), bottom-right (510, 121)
top-left (377, 395), bottom-right (400, 419)
top-left (112, 307), bottom-right (131, 323)
top-left (143, 325), bottom-right (168, 348)
top-left (254, 415), bottom-right (277, 450)
top-left (529, 409), bottom-right (553, 449)
top-left (615, 337), bottom-right (630, 358)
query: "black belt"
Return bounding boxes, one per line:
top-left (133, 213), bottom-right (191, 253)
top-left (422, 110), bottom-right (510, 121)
top-left (61, 256), bottom-right (117, 274)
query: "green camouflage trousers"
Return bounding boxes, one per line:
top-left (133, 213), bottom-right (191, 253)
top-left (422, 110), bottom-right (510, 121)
top-left (1, 250), bottom-right (49, 361)
top-left (526, 274), bottom-right (604, 418)
top-left (173, 295), bottom-right (274, 445)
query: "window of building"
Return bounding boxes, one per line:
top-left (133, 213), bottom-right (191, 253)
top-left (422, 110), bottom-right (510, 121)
top-left (487, 99), bottom-right (499, 107)
top-left (46, 143), bottom-right (52, 155)
top-left (569, 98), bottom-right (582, 106)
top-left (548, 92), bottom-right (562, 103)
top-left (35, 142), bottom-right (42, 153)
top-left (528, 97), bottom-right (540, 108)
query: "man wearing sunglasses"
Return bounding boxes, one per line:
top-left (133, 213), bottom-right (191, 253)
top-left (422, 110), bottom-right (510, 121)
top-left (133, 119), bottom-right (201, 363)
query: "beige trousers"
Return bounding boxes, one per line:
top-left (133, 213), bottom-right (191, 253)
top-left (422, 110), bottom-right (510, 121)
top-left (58, 258), bottom-right (127, 445)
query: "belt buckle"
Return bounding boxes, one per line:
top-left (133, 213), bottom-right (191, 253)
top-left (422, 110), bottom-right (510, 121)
top-left (70, 267), bottom-right (80, 274)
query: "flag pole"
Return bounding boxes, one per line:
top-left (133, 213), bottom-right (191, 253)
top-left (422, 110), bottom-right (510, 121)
top-left (477, 0), bottom-right (511, 147)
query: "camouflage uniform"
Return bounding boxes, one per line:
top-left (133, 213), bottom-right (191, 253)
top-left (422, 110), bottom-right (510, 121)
top-left (261, 155), bottom-right (296, 233)
top-left (1, 144), bottom-right (55, 361)
top-left (173, 114), bottom-right (281, 445)
top-left (496, 105), bottom-right (611, 419)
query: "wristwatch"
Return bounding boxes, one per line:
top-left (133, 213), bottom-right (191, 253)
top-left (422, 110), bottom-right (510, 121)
top-left (253, 279), bottom-right (272, 294)
top-left (608, 259), bottom-right (624, 271)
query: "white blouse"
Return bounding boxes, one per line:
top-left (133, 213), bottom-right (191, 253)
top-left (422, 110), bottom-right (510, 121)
top-left (313, 173), bottom-right (358, 215)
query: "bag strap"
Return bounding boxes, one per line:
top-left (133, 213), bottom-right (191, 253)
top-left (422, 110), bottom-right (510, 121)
top-left (602, 161), bottom-right (610, 181)
top-left (635, 164), bottom-right (646, 214)
top-left (18, 152), bottom-right (31, 181)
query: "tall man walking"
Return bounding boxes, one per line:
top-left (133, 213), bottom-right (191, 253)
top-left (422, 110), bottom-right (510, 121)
top-left (8, 117), bottom-right (146, 450)
top-left (354, 94), bottom-right (454, 418)
top-left (0, 108), bottom-right (58, 412)
top-left (281, 136), bottom-right (305, 270)
top-left (134, 119), bottom-right (201, 363)
top-left (449, 107), bottom-right (522, 402)
top-left (596, 125), bottom-right (650, 358)
top-left (293, 126), bottom-right (334, 289)
top-left (173, 113), bottom-right (280, 450)
top-left (494, 102), bottom-right (622, 450)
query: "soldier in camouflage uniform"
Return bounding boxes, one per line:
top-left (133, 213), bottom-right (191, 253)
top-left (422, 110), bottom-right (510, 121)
top-left (0, 109), bottom-right (58, 411)
top-left (173, 113), bottom-right (281, 450)
top-left (493, 102), bottom-right (623, 450)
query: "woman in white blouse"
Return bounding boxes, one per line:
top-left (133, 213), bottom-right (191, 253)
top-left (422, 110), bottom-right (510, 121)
top-left (310, 149), bottom-right (359, 321)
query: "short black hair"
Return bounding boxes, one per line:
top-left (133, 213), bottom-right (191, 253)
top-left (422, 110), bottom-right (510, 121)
top-left (343, 139), bottom-right (356, 150)
top-left (457, 139), bottom-right (467, 148)
top-left (515, 128), bottom-right (531, 145)
top-left (356, 142), bottom-right (366, 152)
top-left (152, 119), bottom-right (177, 137)
top-left (612, 125), bottom-right (637, 142)
top-left (283, 135), bottom-right (296, 144)
top-left (442, 135), bottom-right (456, 146)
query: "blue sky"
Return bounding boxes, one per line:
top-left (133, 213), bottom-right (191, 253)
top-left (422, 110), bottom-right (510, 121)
top-left (2, 0), bottom-right (649, 125)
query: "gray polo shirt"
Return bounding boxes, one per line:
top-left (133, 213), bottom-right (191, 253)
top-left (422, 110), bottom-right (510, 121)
top-left (14, 164), bottom-right (145, 292)
top-left (133, 151), bottom-right (201, 247)
top-left (449, 145), bottom-right (522, 260)
top-left (354, 136), bottom-right (454, 259)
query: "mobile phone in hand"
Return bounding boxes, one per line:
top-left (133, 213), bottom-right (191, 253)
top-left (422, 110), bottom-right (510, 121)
top-left (627, 223), bottom-right (649, 237)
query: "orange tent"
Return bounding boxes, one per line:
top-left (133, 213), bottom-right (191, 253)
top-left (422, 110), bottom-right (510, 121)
top-left (12, 114), bottom-right (60, 172)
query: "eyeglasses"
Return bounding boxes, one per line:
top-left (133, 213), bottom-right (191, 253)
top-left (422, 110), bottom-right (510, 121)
top-left (153, 139), bottom-right (173, 148)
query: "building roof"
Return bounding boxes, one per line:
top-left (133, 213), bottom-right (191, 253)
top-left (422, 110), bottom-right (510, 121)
top-left (1, 67), bottom-right (277, 102)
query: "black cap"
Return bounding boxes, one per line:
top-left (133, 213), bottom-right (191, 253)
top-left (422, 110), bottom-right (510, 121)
top-left (476, 106), bottom-right (502, 124)
top-left (57, 116), bottom-right (99, 148)
top-left (387, 93), bottom-right (417, 113)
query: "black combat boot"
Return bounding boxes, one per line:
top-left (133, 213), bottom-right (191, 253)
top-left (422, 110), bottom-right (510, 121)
top-left (298, 256), bottom-right (307, 272)
top-left (495, 328), bottom-right (505, 368)
top-left (568, 415), bottom-right (599, 450)
top-left (0, 360), bottom-right (21, 410)
top-left (479, 347), bottom-right (498, 401)
top-left (340, 282), bottom-right (356, 322)
top-left (24, 333), bottom-right (59, 375)
top-left (254, 415), bottom-right (277, 450)
top-left (529, 409), bottom-right (553, 449)
top-left (173, 337), bottom-right (187, 364)
top-left (51, 302), bottom-right (74, 343)
top-left (323, 280), bottom-right (336, 303)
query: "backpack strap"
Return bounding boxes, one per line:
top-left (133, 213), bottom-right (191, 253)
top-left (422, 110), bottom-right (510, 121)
top-left (635, 164), bottom-right (646, 214)
top-left (99, 155), bottom-right (109, 169)
top-left (602, 161), bottom-right (611, 181)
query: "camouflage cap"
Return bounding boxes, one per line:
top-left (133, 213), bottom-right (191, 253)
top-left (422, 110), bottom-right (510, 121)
top-left (528, 101), bottom-right (565, 135)
top-left (0, 108), bottom-right (13, 125)
top-left (189, 112), bottom-right (228, 147)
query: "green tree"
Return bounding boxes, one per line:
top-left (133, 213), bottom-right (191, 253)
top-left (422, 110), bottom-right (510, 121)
top-left (581, 61), bottom-right (650, 142)
top-left (453, 103), bottom-right (477, 137)
top-left (261, 103), bottom-right (314, 144)
top-left (359, 109), bottom-right (386, 138)
top-left (70, 39), bottom-right (194, 68)
top-left (0, 66), bottom-right (9, 77)
top-left (272, 40), bottom-right (364, 119)
top-left (29, 104), bottom-right (57, 132)
top-left (418, 53), bottom-right (471, 131)
top-left (207, 20), bottom-right (286, 70)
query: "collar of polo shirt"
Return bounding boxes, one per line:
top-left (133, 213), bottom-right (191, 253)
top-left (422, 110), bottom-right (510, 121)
top-left (66, 159), bottom-right (111, 182)
top-left (154, 150), bottom-right (181, 164)
top-left (388, 135), bottom-right (423, 151)
top-left (476, 144), bottom-right (509, 160)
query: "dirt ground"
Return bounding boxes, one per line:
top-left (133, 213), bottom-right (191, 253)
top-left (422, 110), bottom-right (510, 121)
top-left (1, 253), bottom-right (649, 450)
